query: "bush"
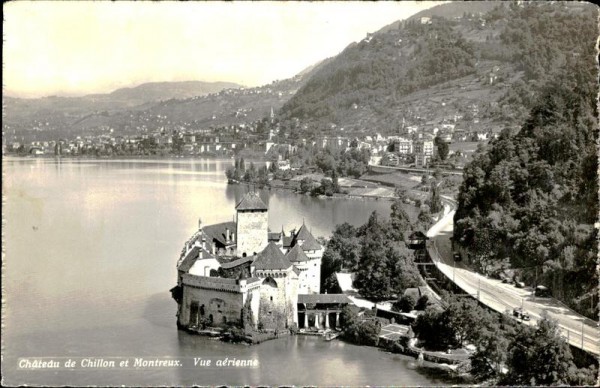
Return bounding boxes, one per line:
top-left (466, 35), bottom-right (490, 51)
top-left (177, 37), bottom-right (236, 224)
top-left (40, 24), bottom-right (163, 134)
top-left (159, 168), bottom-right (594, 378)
top-left (415, 295), bottom-right (430, 310)
top-left (221, 326), bottom-right (248, 343)
top-left (344, 320), bottom-right (381, 347)
top-left (395, 294), bottom-right (417, 312)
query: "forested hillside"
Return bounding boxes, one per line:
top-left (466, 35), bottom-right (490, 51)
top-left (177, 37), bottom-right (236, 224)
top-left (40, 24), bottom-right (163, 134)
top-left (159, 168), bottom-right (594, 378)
top-left (453, 54), bottom-right (598, 317)
top-left (279, 2), bottom-right (596, 135)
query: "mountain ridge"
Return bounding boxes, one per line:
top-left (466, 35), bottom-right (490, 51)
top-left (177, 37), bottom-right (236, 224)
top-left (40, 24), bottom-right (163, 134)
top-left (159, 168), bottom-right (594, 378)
top-left (277, 1), bottom-right (596, 138)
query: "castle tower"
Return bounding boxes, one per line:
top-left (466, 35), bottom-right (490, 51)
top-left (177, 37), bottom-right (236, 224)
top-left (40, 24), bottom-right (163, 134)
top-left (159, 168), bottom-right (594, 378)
top-left (253, 243), bottom-right (299, 330)
top-left (290, 224), bottom-right (323, 294)
top-left (235, 192), bottom-right (268, 257)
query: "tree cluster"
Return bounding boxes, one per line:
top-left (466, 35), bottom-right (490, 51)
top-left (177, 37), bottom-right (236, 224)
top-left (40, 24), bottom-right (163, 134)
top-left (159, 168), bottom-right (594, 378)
top-left (453, 65), bottom-right (598, 318)
top-left (320, 199), bottom-right (422, 301)
top-left (225, 158), bottom-right (269, 187)
top-left (412, 292), bottom-right (597, 385)
top-left (338, 306), bottom-right (381, 347)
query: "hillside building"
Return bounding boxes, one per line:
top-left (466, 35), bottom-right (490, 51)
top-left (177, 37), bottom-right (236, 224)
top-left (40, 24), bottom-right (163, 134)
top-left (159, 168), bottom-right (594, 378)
top-left (413, 140), bottom-right (434, 156)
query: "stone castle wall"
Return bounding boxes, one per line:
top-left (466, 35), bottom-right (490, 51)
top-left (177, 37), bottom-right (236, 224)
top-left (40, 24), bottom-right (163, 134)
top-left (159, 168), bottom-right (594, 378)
top-left (180, 285), bottom-right (244, 327)
top-left (236, 210), bottom-right (268, 257)
top-left (179, 275), bottom-right (262, 328)
top-left (243, 287), bottom-right (261, 330)
top-left (257, 271), bottom-right (298, 330)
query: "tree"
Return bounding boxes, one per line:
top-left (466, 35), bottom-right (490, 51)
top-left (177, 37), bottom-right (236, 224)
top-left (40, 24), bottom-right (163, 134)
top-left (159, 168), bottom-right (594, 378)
top-left (257, 166), bottom-right (269, 186)
top-left (416, 209), bottom-right (433, 231)
top-left (299, 177), bottom-right (313, 194)
top-left (413, 306), bottom-right (457, 350)
top-left (443, 294), bottom-right (487, 347)
top-left (388, 199), bottom-right (412, 241)
top-left (395, 293), bottom-right (417, 313)
top-left (355, 320), bottom-right (381, 346)
top-left (326, 222), bottom-right (360, 271)
top-left (243, 162), bottom-right (257, 182)
top-left (436, 138), bottom-right (449, 161)
top-left (415, 295), bottom-right (430, 310)
top-left (470, 325), bottom-right (509, 382)
top-left (340, 305), bottom-right (381, 347)
top-left (225, 167), bottom-right (236, 182)
top-left (501, 317), bottom-right (589, 386)
top-left (331, 170), bottom-right (341, 193)
top-left (386, 244), bottom-right (421, 294)
top-left (318, 178), bottom-right (335, 196)
top-left (320, 248), bottom-right (343, 293)
top-left (429, 180), bottom-right (443, 213)
top-left (414, 293), bottom-right (495, 351)
top-left (354, 212), bottom-right (394, 300)
top-left (339, 305), bottom-right (358, 330)
top-left (394, 186), bottom-right (407, 201)
top-left (268, 161), bottom-right (278, 173)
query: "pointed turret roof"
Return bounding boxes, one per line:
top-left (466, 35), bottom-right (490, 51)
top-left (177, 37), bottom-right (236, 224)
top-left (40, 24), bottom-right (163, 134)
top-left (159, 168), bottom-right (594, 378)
top-left (253, 242), bottom-right (292, 270)
top-left (285, 244), bottom-right (310, 263)
top-left (295, 222), bottom-right (313, 240)
top-left (292, 224), bottom-right (322, 251)
top-left (235, 192), bottom-right (268, 211)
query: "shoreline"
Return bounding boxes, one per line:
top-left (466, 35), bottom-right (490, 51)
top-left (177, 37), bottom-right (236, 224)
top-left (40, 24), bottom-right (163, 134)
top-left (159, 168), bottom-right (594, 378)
top-left (232, 180), bottom-right (400, 202)
top-left (2, 154), bottom-right (237, 161)
top-left (183, 323), bottom-right (469, 380)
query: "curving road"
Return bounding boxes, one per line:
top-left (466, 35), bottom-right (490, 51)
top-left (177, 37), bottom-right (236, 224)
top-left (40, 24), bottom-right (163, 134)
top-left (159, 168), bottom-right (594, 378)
top-left (426, 196), bottom-right (599, 356)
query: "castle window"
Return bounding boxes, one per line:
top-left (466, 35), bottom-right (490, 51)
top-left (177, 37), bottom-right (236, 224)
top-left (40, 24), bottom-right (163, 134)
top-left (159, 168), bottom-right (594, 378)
top-left (270, 296), bottom-right (273, 301)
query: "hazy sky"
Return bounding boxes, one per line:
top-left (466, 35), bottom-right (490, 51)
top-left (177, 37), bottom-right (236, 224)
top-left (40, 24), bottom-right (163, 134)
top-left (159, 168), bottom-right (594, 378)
top-left (4, 1), bottom-right (441, 98)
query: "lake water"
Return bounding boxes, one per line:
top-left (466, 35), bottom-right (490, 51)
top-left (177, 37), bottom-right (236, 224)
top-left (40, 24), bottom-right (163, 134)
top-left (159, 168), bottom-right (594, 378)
top-left (2, 157), bottom-right (452, 386)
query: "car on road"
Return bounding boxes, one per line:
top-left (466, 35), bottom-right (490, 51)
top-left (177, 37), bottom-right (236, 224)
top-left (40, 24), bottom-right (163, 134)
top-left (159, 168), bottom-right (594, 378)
top-left (534, 285), bottom-right (551, 297)
top-left (513, 307), bottom-right (530, 321)
top-left (514, 281), bottom-right (525, 288)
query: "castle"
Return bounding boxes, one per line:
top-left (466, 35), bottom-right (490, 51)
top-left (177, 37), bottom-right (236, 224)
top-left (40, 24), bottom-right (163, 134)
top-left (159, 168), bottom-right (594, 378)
top-left (171, 192), bottom-right (351, 332)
